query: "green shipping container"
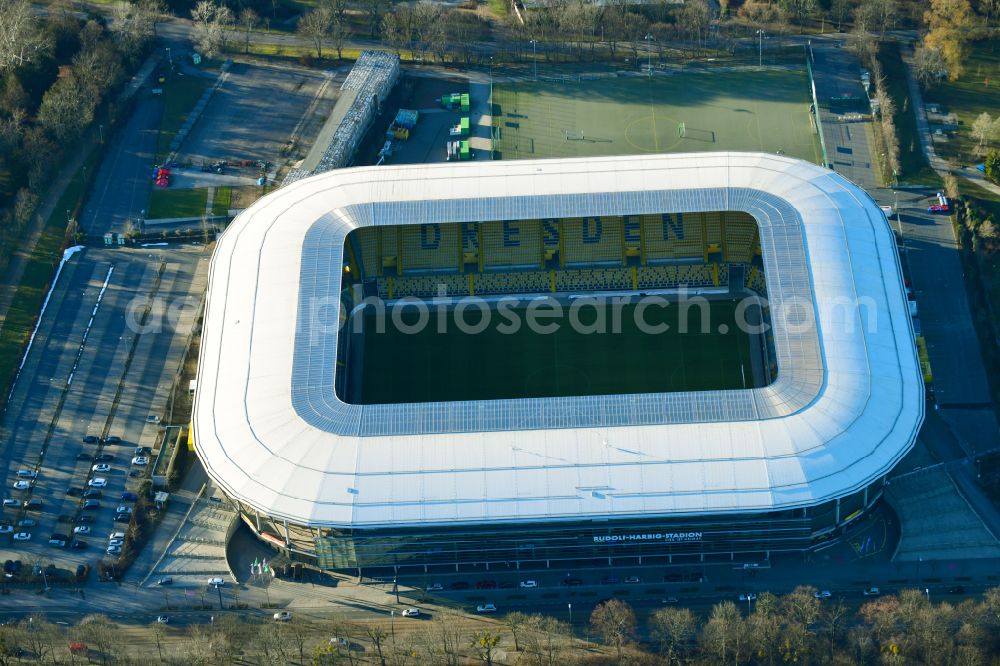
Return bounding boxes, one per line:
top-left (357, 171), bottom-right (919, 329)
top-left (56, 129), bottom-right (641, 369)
top-left (460, 117), bottom-right (470, 135)
top-left (461, 93), bottom-right (470, 112)
top-left (460, 140), bottom-right (471, 160)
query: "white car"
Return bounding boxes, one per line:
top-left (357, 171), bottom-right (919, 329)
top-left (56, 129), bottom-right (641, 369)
top-left (13, 532), bottom-right (31, 541)
top-left (519, 580), bottom-right (538, 589)
top-left (73, 526), bottom-right (91, 534)
top-left (0, 525), bottom-right (12, 534)
top-left (814, 590), bottom-right (832, 599)
top-left (156, 616), bottom-right (170, 624)
top-left (108, 539), bottom-right (124, 547)
top-left (863, 587), bottom-right (881, 597)
top-left (400, 608), bottom-right (421, 617)
top-left (426, 583), bottom-right (443, 591)
top-left (116, 506), bottom-right (133, 515)
top-left (12, 480), bottom-right (31, 490)
top-left (15, 470), bottom-right (36, 478)
top-left (92, 464), bottom-right (111, 473)
top-left (330, 637), bottom-right (349, 648)
top-left (273, 611), bottom-right (292, 622)
top-left (131, 456), bottom-right (150, 466)
top-left (109, 531), bottom-right (125, 540)
top-left (207, 577), bottom-right (225, 587)
top-left (476, 603), bottom-right (497, 613)
top-left (2, 499), bottom-right (18, 507)
top-left (107, 545), bottom-right (122, 555)
top-left (624, 576), bottom-right (641, 584)
top-left (88, 478), bottom-right (107, 488)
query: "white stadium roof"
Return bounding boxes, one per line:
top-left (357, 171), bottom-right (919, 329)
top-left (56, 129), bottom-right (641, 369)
top-left (194, 152), bottom-right (924, 529)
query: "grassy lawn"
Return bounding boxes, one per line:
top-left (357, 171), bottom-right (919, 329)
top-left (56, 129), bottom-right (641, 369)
top-left (156, 73), bottom-right (214, 158)
top-left (353, 300), bottom-right (754, 404)
top-left (493, 70), bottom-right (821, 164)
top-left (148, 188), bottom-right (208, 219)
top-left (211, 186), bottom-right (232, 217)
top-left (877, 43), bottom-right (938, 185)
top-left (0, 153), bottom-right (100, 391)
top-left (924, 40), bottom-right (1000, 165)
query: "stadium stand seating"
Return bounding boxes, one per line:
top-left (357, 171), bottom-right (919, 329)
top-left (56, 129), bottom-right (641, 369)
top-left (555, 267), bottom-right (631, 292)
top-left (400, 224), bottom-right (460, 272)
top-left (561, 217), bottom-right (624, 265)
top-left (352, 215), bottom-right (764, 298)
top-left (481, 220), bottom-right (543, 269)
top-left (474, 271), bottom-right (550, 295)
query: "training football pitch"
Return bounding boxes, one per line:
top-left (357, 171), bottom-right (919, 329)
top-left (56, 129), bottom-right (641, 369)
top-left (349, 299), bottom-right (758, 405)
top-left (493, 70), bottom-right (820, 163)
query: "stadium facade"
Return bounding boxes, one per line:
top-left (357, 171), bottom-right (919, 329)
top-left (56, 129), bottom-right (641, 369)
top-left (194, 152), bottom-right (924, 573)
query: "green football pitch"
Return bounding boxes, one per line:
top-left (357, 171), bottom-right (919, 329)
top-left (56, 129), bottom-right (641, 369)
top-left (350, 299), bottom-right (757, 405)
top-left (492, 70), bottom-right (821, 163)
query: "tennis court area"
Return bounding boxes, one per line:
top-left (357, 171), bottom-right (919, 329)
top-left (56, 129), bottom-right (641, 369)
top-left (493, 70), bottom-right (821, 163)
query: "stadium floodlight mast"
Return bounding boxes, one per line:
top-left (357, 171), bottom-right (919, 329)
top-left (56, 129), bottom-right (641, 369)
top-left (757, 29), bottom-right (765, 69)
top-left (645, 33), bottom-right (653, 75)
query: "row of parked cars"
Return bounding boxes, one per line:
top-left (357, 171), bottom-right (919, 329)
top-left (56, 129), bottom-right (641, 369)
top-left (425, 572), bottom-right (704, 592)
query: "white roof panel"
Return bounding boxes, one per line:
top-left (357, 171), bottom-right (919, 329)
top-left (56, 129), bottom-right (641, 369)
top-left (194, 152), bottom-right (924, 529)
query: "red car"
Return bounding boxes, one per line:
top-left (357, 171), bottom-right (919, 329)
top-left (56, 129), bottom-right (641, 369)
top-left (928, 204), bottom-right (949, 213)
top-left (475, 579), bottom-right (497, 589)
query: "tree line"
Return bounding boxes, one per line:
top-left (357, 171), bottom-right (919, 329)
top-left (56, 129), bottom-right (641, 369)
top-left (0, 0), bottom-right (160, 275)
top-left (2, 585), bottom-right (1000, 664)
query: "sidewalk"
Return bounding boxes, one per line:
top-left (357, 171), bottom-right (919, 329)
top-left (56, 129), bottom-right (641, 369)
top-left (0, 54), bottom-right (160, 333)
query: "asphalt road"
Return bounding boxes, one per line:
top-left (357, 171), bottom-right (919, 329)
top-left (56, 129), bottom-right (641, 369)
top-left (80, 96), bottom-right (164, 237)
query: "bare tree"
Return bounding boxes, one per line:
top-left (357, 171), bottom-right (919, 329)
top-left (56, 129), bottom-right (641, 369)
top-left (363, 0), bottom-right (390, 39)
top-left (299, 8), bottom-right (332, 59)
top-left (590, 599), bottom-right (636, 664)
top-left (239, 8), bottom-right (258, 54)
top-left (780, 0), bottom-right (816, 27)
top-left (856, 0), bottom-right (898, 36)
top-left (0, 0), bottom-right (50, 72)
top-left (972, 112), bottom-right (996, 151)
top-left (700, 601), bottom-right (749, 665)
top-left (365, 624), bottom-right (389, 666)
top-left (503, 611), bottom-right (531, 651)
top-left (110, 0), bottom-right (163, 60)
top-left (523, 615), bottom-right (570, 666)
top-left (37, 72), bottom-right (94, 141)
top-left (650, 606), bottom-right (697, 663)
top-left (470, 629), bottom-right (502, 666)
top-left (829, 0), bottom-right (852, 31)
top-left (191, 1), bottom-right (234, 58)
top-left (914, 46), bottom-right (947, 86)
top-left (330, 13), bottom-right (349, 60)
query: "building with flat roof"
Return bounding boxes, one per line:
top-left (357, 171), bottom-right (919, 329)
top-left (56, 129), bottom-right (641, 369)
top-left (194, 152), bottom-right (923, 572)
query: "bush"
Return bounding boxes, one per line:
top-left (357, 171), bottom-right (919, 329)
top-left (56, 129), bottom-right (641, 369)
top-left (985, 149), bottom-right (1000, 185)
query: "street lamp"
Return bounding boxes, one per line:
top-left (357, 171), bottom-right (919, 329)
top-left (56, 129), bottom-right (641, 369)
top-left (530, 39), bottom-right (537, 81)
top-left (644, 33), bottom-right (653, 75)
top-left (756, 30), bottom-right (765, 69)
top-left (99, 124), bottom-right (104, 144)
top-left (568, 602), bottom-right (573, 626)
top-left (216, 583), bottom-right (224, 609)
top-left (925, 588), bottom-right (931, 602)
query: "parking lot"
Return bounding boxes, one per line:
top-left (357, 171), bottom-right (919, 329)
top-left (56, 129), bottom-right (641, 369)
top-left (0, 246), bottom-right (207, 576)
top-left (175, 62), bottom-right (339, 169)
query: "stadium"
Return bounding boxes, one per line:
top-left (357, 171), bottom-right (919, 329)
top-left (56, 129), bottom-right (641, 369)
top-left (193, 152), bottom-right (924, 573)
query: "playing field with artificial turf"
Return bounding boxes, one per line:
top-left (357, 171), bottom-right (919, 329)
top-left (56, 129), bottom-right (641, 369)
top-left (350, 298), bottom-right (758, 405)
top-left (493, 70), bottom-right (821, 163)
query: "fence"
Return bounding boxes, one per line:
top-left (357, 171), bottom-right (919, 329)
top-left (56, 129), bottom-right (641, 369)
top-left (805, 44), bottom-right (831, 169)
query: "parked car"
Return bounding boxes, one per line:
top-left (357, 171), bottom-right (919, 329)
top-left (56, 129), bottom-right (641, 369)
top-left (156, 616), bottom-right (170, 624)
top-left (401, 608), bottom-right (422, 618)
top-left (113, 514), bottom-right (131, 523)
top-left (273, 611), bottom-right (292, 622)
top-left (738, 593), bottom-right (757, 602)
top-left (12, 480), bottom-right (31, 490)
top-left (73, 526), bottom-right (91, 534)
top-left (157, 577), bottom-right (173, 586)
top-left (83, 489), bottom-right (102, 499)
top-left (106, 545), bottom-right (122, 555)
top-left (109, 531), bottom-right (125, 540)
top-left (561, 578), bottom-right (583, 586)
top-left (92, 464), bottom-right (111, 473)
top-left (519, 580), bottom-right (538, 589)
top-left (135, 446), bottom-right (151, 456)
top-left (82, 500), bottom-right (100, 510)
top-left (88, 478), bottom-right (107, 488)
top-left (13, 533), bottom-right (31, 541)
top-left (624, 576), bottom-right (641, 584)
top-left (425, 583), bottom-right (443, 591)
top-left (108, 539), bottom-right (124, 547)
top-left (2, 499), bottom-right (18, 507)
top-left (65, 487), bottom-right (84, 497)
top-left (814, 590), bottom-right (832, 599)
top-left (131, 457), bottom-right (150, 466)
top-left (476, 603), bottom-right (497, 613)
top-left (22, 499), bottom-right (41, 510)
top-left (103, 436), bottom-right (122, 444)
top-left (207, 577), bottom-right (225, 587)
top-left (16, 470), bottom-right (36, 479)
top-left (863, 587), bottom-right (881, 596)
top-left (75, 515), bottom-right (94, 524)
top-left (76, 452), bottom-right (92, 461)
top-left (16, 519), bottom-right (35, 527)
top-left (94, 454), bottom-right (114, 462)
top-left (121, 492), bottom-right (138, 502)
top-left (0, 525), bottom-right (12, 534)
top-left (83, 435), bottom-right (98, 443)
top-left (48, 536), bottom-right (67, 547)
top-left (927, 204), bottom-right (949, 213)
top-left (116, 506), bottom-right (133, 515)
top-left (70, 540), bottom-right (87, 550)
